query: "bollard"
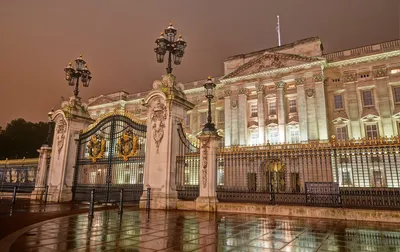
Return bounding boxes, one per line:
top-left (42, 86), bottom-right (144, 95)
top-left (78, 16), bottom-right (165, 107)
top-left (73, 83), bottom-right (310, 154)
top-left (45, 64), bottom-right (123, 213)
top-left (43, 185), bottom-right (49, 204)
top-left (11, 186), bottom-right (17, 205)
top-left (146, 187), bottom-right (151, 211)
top-left (118, 189), bottom-right (124, 215)
top-left (88, 189), bottom-right (95, 218)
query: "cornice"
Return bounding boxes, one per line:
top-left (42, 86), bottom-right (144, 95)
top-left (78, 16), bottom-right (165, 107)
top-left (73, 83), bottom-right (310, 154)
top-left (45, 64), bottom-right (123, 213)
top-left (326, 50), bottom-right (400, 68)
top-left (219, 60), bottom-right (325, 84)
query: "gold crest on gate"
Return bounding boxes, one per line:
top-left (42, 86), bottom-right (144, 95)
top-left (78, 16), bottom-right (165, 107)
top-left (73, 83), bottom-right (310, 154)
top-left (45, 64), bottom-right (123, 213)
top-left (87, 134), bottom-right (106, 163)
top-left (117, 129), bottom-right (139, 161)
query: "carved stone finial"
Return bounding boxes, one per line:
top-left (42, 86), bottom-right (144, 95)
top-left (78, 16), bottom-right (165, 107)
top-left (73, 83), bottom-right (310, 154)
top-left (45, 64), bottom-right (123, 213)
top-left (255, 83), bottom-right (264, 93)
top-left (295, 77), bottom-right (306, 86)
top-left (238, 87), bottom-right (249, 96)
top-left (274, 81), bottom-right (285, 89)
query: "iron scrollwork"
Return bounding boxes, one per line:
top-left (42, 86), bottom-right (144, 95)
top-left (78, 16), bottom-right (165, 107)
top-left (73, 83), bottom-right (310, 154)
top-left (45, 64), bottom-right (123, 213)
top-left (87, 133), bottom-right (106, 163)
top-left (116, 129), bottom-right (139, 161)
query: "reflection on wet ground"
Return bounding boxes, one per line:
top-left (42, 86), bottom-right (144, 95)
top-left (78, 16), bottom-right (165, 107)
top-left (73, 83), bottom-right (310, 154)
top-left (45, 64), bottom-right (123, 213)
top-left (9, 209), bottom-right (400, 251)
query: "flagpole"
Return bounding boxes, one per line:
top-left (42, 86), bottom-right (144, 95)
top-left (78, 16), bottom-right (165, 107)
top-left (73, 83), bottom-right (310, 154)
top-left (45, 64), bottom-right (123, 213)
top-left (277, 15), bottom-right (281, 46)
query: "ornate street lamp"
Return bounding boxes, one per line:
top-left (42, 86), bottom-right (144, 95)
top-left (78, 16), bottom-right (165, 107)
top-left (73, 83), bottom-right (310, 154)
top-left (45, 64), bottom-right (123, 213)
top-left (154, 23), bottom-right (187, 74)
top-left (202, 77), bottom-right (217, 133)
top-left (45, 109), bottom-right (55, 146)
top-left (64, 55), bottom-right (92, 97)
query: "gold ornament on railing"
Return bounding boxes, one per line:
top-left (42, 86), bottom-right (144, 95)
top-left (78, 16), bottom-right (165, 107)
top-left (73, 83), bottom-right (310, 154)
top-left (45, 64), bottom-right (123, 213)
top-left (87, 134), bottom-right (106, 163)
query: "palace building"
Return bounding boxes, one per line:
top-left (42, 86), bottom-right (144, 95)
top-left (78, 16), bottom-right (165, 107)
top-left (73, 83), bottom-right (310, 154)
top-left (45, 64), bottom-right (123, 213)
top-left (87, 37), bottom-right (400, 147)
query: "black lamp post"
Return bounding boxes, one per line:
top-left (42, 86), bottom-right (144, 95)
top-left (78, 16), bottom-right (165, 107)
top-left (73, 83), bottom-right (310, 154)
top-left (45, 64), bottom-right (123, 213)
top-left (45, 109), bottom-right (54, 146)
top-left (64, 55), bottom-right (92, 97)
top-left (154, 23), bottom-right (187, 74)
top-left (203, 77), bottom-right (217, 133)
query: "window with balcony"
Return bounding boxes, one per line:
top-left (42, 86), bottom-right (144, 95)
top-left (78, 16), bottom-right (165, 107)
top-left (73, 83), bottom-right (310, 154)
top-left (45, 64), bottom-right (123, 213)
top-left (334, 95), bottom-right (343, 110)
top-left (362, 90), bottom-right (373, 107)
top-left (250, 131), bottom-right (259, 145)
top-left (250, 104), bottom-right (258, 118)
top-left (268, 127), bottom-right (279, 144)
top-left (269, 102), bottom-right (276, 115)
top-left (289, 127), bottom-right (299, 143)
top-left (365, 124), bottom-right (379, 139)
top-left (336, 126), bottom-right (348, 141)
top-left (289, 99), bottom-right (297, 113)
top-left (394, 87), bottom-right (400, 103)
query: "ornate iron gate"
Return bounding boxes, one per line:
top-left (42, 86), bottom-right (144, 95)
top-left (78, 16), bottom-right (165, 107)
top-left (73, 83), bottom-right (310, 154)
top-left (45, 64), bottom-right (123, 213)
top-left (73, 112), bottom-right (146, 203)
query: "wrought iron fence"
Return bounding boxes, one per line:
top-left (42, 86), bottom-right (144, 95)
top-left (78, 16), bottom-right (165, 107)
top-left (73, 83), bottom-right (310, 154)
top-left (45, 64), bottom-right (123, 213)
top-left (0, 158), bottom-right (38, 193)
top-left (215, 137), bottom-right (400, 209)
top-left (176, 122), bottom-right (200, 200)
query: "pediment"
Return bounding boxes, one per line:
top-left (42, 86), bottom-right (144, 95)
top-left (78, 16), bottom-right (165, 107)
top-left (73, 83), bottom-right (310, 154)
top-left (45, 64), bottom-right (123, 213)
top-left (361, 107), bottom-right (379, 120)
top-left (88, 96), bottom-right (116, 106)
top-left (221, 52), bottom-right (322, 80)
top-left (332, 117), bottom-right (350, 124)
top-left (361, 113), bottom-right (380, 122)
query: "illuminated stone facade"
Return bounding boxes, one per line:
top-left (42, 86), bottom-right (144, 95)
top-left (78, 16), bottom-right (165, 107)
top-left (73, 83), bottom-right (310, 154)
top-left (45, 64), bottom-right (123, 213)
top-left (87, 37), bottom-right (400, 147)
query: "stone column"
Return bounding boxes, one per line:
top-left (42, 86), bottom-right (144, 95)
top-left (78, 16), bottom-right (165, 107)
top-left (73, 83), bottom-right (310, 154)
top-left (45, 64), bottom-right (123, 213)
top-left (224, 90), bottom-right (232, 146)
top-left (238, 87), bottom-right (248, 145)
top-left (47, 96), bottom-right (93, 202)
top-left (231, 98), bottom-right (239, 146)
top-left (196, 131), bottom-right (221, 212)
top-left (295, 78), bottom-right (308, 142)
top-left (275, 81), bottom-right (286, 143)
top-left (141, 74), bottom-right (194, 210)
top-left (314, 74), bottom-right (328, 140)
top-left (31, 145), bottom-right (52, 200)
top-left (256, 83), bottom-right (265, 144)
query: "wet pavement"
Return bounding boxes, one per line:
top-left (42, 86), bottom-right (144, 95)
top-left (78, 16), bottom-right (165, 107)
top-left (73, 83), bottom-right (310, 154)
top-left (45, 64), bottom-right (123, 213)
top-left (5, 209), bottom-right (400, 252)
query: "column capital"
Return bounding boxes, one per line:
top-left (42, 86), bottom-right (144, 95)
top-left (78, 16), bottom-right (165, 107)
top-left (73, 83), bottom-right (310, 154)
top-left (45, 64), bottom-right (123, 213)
top-left (224, 90), bottom-right (232, 97)
top-left (275, 81), bottom-right (286, 90)
top-left (255, 83), bottom-right (265, 94)
top-left (295, 77), bottom-right (306, 86)
top-left (238, 87), bottom-right (249, 96)
top-left (312, 73), bottom-right (324, 83)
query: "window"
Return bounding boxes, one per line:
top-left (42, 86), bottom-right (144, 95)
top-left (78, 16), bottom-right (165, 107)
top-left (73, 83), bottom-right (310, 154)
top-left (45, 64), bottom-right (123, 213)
top-left (269, 103), bottom-right (276, 115)
top-left (394, 87), bottom-right (400, 103)
top-left (250, 104), bottom-right (258, 118)
top-left (268, 127), bottom-right (279, 144)
top-left (289, 128), bottom-right (299, 143)
top-left (250, 131), bottom-right (259, 145)
top-left (336, 126), bottom-right (348, 141)
top-left (342, 171), bottom-right (352, 186)
top-left (184, 114), bottom-right (191, 127)
top-left (373, 171), bottom-right (383, 187)
top-left (200, 112), bottom-right (207, 125)
top-left (334, 95), bottom-right (343, 110)
top-left (218, 110), bottom-right (224, 122)
top-left (289, 100), bottom-right (297, 113)
top-left (365, 124), bottom-right (378, 139)
top-left (362, 90), bottom-right (373, 107)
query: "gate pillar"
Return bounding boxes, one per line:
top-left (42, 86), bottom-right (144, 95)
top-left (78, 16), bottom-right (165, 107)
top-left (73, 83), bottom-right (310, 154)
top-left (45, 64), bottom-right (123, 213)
top-left (31, 145), bottom-right (52, 200)
top-left (46, 96), bottom-right (93, 202)
top-left (141, 74), bottom-right (194, 209)
top-left (196, 132), bottom-right (221, 212)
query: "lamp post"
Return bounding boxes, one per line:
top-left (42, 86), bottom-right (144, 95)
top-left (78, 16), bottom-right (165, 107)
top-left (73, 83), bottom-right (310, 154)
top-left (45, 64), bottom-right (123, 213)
top-left (202, 77), bottom-right (217, 133)
top-left (154, 23), bottom-right (187, 74)
top-left (45, 109), bottom-right (55, 146)
top-left (63, 55), bottom-right (92, 98)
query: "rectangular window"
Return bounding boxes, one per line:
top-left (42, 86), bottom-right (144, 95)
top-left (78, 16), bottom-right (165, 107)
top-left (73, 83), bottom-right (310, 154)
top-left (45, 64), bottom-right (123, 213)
top-left (218, 110), bottom-right (224, 122)
top-left (268, 128), bottom-right (279, 144)
top-left (269, 103), bottom-right (276, 115)
top-left (362, 90), bottom-right (373, 107)
top-left (373, 171), bottom-right (383, 187)
top-left (250, 131), bottom-right (259, 145)
top-left (200, 112), bottom-right (207, 125)
top-left (394, 87), bottom-right (400, 103)
top-left (336, 126), bottom-right (348, 141)
top-left (334, 95), bottom-right (343, 110)
top-left (185, 114), bottom-right (191, 127)
top-left (289, 100), bottom-right (297, 113)
top-left (365, 124), bottom-right (379, 139)
top-left (250, 104), bottom-right (258, 118)
top-left (342, 171), bottom-right (352, 186)
top-left (290, 128), bottom-right (299, 143)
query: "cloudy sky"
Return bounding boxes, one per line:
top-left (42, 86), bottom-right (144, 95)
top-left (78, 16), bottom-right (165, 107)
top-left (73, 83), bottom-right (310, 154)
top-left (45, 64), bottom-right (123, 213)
top-left (0, 0), bottom-right (399, 126)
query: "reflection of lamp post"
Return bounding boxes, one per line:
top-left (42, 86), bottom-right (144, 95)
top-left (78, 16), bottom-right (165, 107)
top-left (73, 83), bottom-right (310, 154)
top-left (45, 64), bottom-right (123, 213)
top-left (154, 23), bottom-right (187, 74)
top-left (63, 55), bottom-right (92, 97)
top-left (202, 77), bottom-right (217, 133)
top-left (45, 109), bottom-right (54, 146)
